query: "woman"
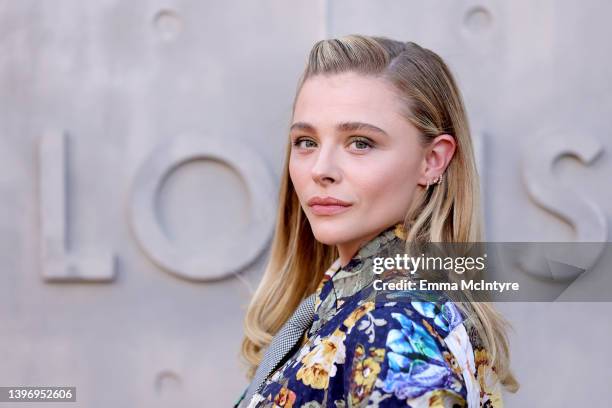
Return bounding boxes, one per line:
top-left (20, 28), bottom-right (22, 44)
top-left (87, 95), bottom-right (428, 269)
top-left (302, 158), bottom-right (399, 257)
top-left (235, 34), bottom-right (519, 407)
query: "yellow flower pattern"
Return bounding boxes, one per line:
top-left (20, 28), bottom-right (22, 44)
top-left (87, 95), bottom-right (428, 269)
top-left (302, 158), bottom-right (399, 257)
top-left (295, 328), bottom-right (346, 389)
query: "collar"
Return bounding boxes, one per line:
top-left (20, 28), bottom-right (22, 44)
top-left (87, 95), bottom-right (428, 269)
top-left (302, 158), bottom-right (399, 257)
top-left (330, 221), bottom-right (407, 303)
top-left (311, 222), bottom-right (407, 332)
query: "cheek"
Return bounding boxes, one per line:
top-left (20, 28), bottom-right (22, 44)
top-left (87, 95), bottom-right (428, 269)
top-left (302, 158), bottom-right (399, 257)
top-left (288, 158), bottom-right (308, 195)
top-left (353, 157), bottom-right (419, 208)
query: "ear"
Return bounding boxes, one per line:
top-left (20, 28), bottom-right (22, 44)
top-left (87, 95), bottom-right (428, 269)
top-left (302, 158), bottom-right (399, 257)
top-left (417, 134), bottom-right (456, 187)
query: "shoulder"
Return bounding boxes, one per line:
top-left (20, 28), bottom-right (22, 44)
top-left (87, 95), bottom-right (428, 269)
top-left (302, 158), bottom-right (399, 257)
top-left (341, 297), bottom-right (466, 345)
top-left (339, 298), bottom-right (471, 406)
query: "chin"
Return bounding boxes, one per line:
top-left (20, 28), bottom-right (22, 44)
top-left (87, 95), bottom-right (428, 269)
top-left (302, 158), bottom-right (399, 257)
top-left (307, 216), bottom-right (356, 245)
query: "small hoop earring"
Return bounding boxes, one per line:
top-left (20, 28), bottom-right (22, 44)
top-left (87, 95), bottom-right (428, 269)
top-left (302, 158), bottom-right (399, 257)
top-left (425, 172), bottom-right (444, 189)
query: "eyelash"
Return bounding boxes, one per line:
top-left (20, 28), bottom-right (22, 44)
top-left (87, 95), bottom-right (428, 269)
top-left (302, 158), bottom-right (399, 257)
top-left (292, 136), bottom-right (375, 150)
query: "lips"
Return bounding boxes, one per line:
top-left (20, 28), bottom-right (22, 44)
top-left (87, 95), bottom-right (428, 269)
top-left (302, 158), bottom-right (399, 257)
top-left (307, 196), bottom-right (352, 216)
top-left (307, 196), bottom-right (352, 206)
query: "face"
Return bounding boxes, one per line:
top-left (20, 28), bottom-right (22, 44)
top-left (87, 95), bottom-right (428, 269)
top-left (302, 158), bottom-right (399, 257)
top-left (288, 72), bottom-right (429, 261)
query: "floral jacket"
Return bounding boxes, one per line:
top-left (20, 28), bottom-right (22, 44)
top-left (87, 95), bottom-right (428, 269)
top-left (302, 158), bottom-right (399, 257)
top-left (240, 222), bottom-right (503, 407)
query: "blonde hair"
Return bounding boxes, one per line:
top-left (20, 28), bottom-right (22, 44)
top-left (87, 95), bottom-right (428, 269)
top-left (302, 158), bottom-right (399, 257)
top-left (240, 34), bottom-right (519, 393)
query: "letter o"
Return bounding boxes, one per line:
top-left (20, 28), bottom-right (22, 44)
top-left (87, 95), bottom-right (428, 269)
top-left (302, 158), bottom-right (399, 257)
top-left (129, 134), bottom-right (276, 281)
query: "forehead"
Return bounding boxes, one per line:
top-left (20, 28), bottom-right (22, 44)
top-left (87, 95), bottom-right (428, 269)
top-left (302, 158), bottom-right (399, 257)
top-left (293, 72), bottom-right (406, 126)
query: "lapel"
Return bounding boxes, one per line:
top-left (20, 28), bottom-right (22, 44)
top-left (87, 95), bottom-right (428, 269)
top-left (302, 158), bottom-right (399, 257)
top-left (309, 222), bottom-right (407, 337)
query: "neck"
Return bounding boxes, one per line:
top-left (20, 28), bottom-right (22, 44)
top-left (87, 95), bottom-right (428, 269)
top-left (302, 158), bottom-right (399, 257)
top-left (336, 228), bottom-right (383, 268)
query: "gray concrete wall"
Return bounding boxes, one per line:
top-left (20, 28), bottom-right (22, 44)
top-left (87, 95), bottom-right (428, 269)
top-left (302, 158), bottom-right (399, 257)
top-left (1, 1), bottom-right (611, 406)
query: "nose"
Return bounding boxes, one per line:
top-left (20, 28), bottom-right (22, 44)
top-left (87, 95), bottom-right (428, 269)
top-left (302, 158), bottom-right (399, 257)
top-left (311, 144), bottom-right (341, 185)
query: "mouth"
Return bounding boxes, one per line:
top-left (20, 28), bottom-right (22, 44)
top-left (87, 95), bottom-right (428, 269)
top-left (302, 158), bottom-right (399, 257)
top-left (307, 196), bottom-right (353, 216)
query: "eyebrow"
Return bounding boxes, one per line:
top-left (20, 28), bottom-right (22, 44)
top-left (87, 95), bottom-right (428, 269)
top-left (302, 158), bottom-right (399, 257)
top-left (289, 121), bottom-right (389, 138)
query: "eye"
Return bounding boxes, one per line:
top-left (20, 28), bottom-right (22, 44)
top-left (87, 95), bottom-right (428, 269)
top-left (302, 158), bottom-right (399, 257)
top-left (292, 137), bottom-right (317, 149)
top-left (349, 136), bottom-right (374, 151)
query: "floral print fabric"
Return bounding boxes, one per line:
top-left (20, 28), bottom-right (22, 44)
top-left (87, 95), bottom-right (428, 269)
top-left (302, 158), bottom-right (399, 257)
top-left (243, 222), bottom-right (503, 407)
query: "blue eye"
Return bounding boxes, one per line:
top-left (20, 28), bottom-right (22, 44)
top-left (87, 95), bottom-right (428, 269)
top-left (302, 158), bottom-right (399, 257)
top-left (293, 138), bottom-right (317, 149)
top-left (350, 137), bottom-right (374, 150)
